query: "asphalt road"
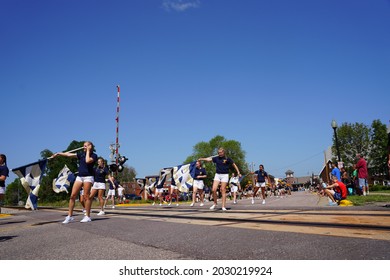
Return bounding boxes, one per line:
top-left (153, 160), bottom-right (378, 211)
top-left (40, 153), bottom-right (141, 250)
top-left (1, 191), bottom-right (390, 260)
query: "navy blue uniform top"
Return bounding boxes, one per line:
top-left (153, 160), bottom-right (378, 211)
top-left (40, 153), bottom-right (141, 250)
top-left (77, 152), bottom-right (98, 177)
top-left (0, 165), bottom-right (9, 187)
top-left (255, 170), bottom-right (268, 183)
top-left (94, 166), bottom-right (109, 183)
top-left (212, 156), bottom-right (234, 174)
top-left (194, 167), bottom-right (207, 181)
top-left (109, 179), bottom-right (118, 190)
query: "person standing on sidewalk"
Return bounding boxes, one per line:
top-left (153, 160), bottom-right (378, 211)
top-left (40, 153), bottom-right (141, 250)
top-left (356, 153), bottom-right (368, 195)
top-left (53, 141), bottom-right (98, 223)
top-left (252, 164), bottom-right (272, 205)
top-left (190, 160), bottom-right (207, 207)
top-left (199, 148), bottom-right (241, 211)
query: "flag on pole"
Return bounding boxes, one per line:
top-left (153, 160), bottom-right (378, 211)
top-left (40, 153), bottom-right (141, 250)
top-left (52, 165), bottom-right (75, 193)
top-left (157, 167), bottom-right (173, 189)
top-left (173, 161), bottom-right (196, 193)
top-left (135, 178), bottom-right (146, 194)
top-left (12, 160), bottom-right (47, 210)
top-left (145, 176), bottom-right (158, 194)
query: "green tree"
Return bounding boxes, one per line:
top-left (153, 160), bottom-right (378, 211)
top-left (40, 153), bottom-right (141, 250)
top-left (184, 135), bottom-right (247, 186)
top-left (39, 140), bottom-right (85, 202)
top-left (115, 164), bottom-right (137, 183)
top-left (4, 178), bottom-right (26, 206)
top-left (333, 120), bottom-right (388, 178)
top-left (368, 119), bottom-right (388, 177)
top-left (333, 122), bottom-right (370, 168)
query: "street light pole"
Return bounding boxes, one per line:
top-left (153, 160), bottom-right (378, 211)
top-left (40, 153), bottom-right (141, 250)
top-left (331, 120), bottom-right (341, 162)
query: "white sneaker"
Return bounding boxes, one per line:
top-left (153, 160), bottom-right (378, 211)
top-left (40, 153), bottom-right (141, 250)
top-left (80, 216), bottom-right (91, 223)
top-left (200, 203), bottom-right (204, 207)
top-left (152, 202), bottom-right (155, 206)
top-left (159, 203), bottom-right (162, 206)
top-left (210, 204), bottom-right (216, 210)
top-left (168, 202), bottom-right (172, 206)
top-left (222, 207), bottom-right (227, 211)
top-left (97, 211), bottom-right (105, 216)
top-left (251, 199), bottom-right (255, 204)
top-left (233, 201), bottom-right (237, 204)
top-left (176, 203), bottom-right (179, 207)
top-left (190, 203), bottom-right (194, 207)
top-left (262, 200), bottom-right (266, 205)
top-left (112, 205), bottom-right (115, 209)
top-left (62, 216), bottom-right (74, 224)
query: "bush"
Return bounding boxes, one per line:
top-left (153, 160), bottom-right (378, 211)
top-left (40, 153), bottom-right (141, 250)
top-left (369, 184), bottom-right (390, 192)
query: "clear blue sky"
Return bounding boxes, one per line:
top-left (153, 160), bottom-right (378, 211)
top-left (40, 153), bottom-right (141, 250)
top-left (1, 0), bottom-right (389, 185)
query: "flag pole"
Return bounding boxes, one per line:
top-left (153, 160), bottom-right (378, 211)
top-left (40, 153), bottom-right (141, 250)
top-left (47, 146), bottom-right (84, 160)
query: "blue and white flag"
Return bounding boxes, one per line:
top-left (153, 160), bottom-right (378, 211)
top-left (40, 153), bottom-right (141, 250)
top-left (52, 165), bottom-right (75, 194)
top-left (173, 161), bottom-right (196, 193)
top-left (12, 160), bottom-right (47, 210)
top-left (145, 176), bottom-right (158, 193)
top-left (157, 167), bottom-right (173, 189)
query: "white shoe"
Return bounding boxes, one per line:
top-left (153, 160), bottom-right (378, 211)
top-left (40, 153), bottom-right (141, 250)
top-left (112, 205), bottom-right (115, 209)
top-left (62, 216), bottom-right (74, 224)
top-left (176, 203), bottom-right (179, 207)
top-left (262, 200), bottom-right (266, 205)
top-left (190, 203), bottom-right (194, 207)
top-left (233, 201), bottom-right (237, 204)
top-left (251, 199), bottom-right (255, 204)
top-left (210, 204), bottom-right (216, 210)
top-left (82, 209), bottom-right (86, 213)
top-left (168, 202), bottom-right (172, 206)
top-left (222, 207), bottom-right (227, 211)
top-left (80, 216), bottom-right (91, 223)
top-left (200, 203), bottom-right (204, 207)
top-left (159, 203), bottom-right (162, 206)
top-left (97, 211), bottom-right (105, 216)
top-left (152, 202), bottom-right (155, 206)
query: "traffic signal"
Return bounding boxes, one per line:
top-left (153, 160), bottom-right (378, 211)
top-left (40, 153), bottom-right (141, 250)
top-left (109, 155), bottom-right (128, 173)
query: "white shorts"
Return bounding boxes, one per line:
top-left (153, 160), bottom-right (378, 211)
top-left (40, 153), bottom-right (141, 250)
top-left (155, 188), bottom-right (164, 193)
top-left (256, 182), bottom-right (266, 188)
top-left (76, 176), bottom-right (94, 184)
top-left (214, 173), bottom-right (229, 183)
top-left (92, 182), bottom-right (106, 190)
top-left (107, 189), bottom-right (115, 196)
top-left (231, 186), bottom-right (238, 193)
top-left (193, 179), bottom-right (204, 190)
top-left (0, 186), bottom-right (5, 194)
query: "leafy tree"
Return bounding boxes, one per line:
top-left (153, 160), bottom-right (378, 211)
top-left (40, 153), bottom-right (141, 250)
top-left (332, 120), bottom-right (388, 178)
top-left (368, 119), bottom-right (388, 177)
top-left (4, 178), bottom-right (26, 206)
top-left (333, 122), bottom-right (370, 168)
top-left (115, 164), bottom-right (137, 183)
top-left (184, 135), bottom-right (247, 186)
top-left (38, 140), bottom-right (86, 202)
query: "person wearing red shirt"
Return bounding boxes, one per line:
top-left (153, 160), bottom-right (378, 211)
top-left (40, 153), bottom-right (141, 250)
top-left (356, 154), bottom-right (368, 195)
top-left (324, 175), bottom-right (348, 206)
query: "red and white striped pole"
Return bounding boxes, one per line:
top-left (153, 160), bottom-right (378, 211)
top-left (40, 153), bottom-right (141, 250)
top-left (115, 85), bottom-right (120, 165)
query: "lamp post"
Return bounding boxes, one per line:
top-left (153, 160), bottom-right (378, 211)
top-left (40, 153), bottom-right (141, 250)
top-left (331, 120), bottom-right (341, 162)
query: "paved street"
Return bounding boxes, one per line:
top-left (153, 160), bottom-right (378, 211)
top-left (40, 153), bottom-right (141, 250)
top-left (1, 191), bottom-right (390, 260)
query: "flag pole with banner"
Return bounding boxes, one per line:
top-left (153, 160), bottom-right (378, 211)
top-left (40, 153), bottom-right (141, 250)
top-left (11, 146), bottom-right (84, 209)
top-left (12, 159), bottom-right (48, 210)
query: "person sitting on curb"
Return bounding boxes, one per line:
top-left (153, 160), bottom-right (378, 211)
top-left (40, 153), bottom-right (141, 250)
top-left (324, 175), bottom-right (348, 206)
